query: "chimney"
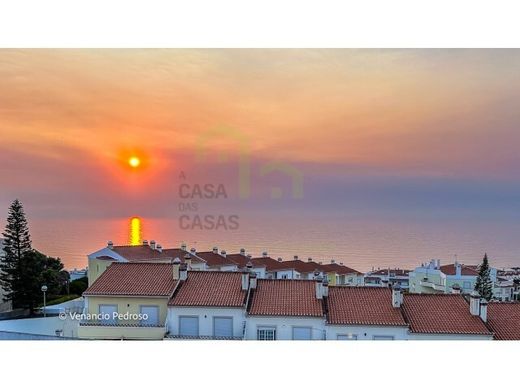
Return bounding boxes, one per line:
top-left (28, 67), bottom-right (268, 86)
top-left (331, 259), bottom-right (336, 264)
top-left (150, 240), bottom-right (156, 250)
top-left (392, 283), bottom-right (403, 308)
top-left (179, 263), bottom-right (188, 281)
top-left (479, 299), bottom-right (488, 322)
top-left (308, 257), bottom-right (313, 262)
top-left (241, 269), bottom-right (250, 291)
top-left (277, 257), bottom-right (283, 262)
top-left (184, 254), bottom-right (192, 270)
top-left (181, 242), bottom-right (187, 251)
top-left (240, 248), bottom-right (246, 256)
top-left (381, 279), bottom-right (389, 288)
top-left (294, 255), bottom-right (299, 261)
top-left (221, 250), bottom-right (227, 258)
top-left (249, 272), bottom-right (257, 289)
top-left (156, 244), bottom-right (163, 253)
top-left (262, 251), bottom-right (268, 257)
top-left (247, 254), bottom-right (252, 259)
top-left (212, 247), bottom-right (218, 254)
top-left (470, 291), bottom-right (481, 316)
top-left (190, 247), bottom-right (196, 255)
top-left (455, 261), bottom-right (462, 276)
top-left (246, 261), bottom-right (253, 271)
top-left (142, 240), bottom-right (149, 246)
top-left (107, 241), bottom-right (114, 250)
top-left (314, 270), bottom-right (321, 279)
top-left (322, 278), bottom-right (329, 297)
top-left (315, 276), bottom-right (324, 299)
top-left (172, 258), bottom-right (181, 280)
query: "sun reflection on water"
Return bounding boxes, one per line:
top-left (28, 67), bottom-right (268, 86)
top-left (129, 217), bottom-right (142, 246)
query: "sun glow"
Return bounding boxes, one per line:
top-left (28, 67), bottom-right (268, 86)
top-left (128, 156), bottom-right (141, 168)
top-left (129, 217), bottom-right (142, 246)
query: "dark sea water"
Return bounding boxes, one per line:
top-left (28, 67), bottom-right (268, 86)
top-left (28, 212), bottom-right (520, 272)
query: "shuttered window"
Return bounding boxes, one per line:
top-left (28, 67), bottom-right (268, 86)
top-left (213, 317), bottom-right (233, 338)
top-left (179, 316), bottom-right (199, 337)
top-left (292, 327), bottom-right (312, 340)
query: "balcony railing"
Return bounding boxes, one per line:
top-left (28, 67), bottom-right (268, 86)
top-left (419, 280), bottom-right (446, 291)
top-left (79, 319), bottom-right (165, 328)
top-left (165, 334), bottom-right (243, 340)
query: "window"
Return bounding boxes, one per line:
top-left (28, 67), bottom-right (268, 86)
top-left (213, 317), bottom-right (233, 338)
top-left (292, 326), bottom-right (312, 340)
top-left (463, 281), bottom-right (472, 290)
top-left (139, 305), bottom-right (159, 326)
top-left (281, 274), bottom-right (288, 279)
top-left (373, 335), bottom-right (394, 340)
top-left (337, 334), bottom-right (358, 340)
top-left (99, 304), bottom-right (118, 325)
top-left (257, 327), bottom-right (276, 340)
top-left (179, 316), bottom-right (199, 337)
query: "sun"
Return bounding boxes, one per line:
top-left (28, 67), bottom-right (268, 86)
top-left (128, 156), bottom-right (141, 168)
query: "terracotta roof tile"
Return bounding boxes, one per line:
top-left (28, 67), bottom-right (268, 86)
top-left (402, 294), bottom-right (491, 335)
top-left (440, 264), bottom-right (479, 276)
top-left (111, 245), bottom-right (204, 263)
top-left (84, 263), bottom-right (176, 296)
top-left (327, 287), bottom-right (407, 326)
top-left (487, 303), bottom-right (520, 340)
top-left (168, 271), bottom-right (247, 307)
top-left (195, 251), bottom-right (238, 267)
top-left (248, 279), bottom-right (324, 317)
top-left (228, 254), bottom-right (267, 269)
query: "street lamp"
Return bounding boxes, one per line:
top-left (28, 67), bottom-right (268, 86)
top-left (41, 285), bottom-right (48, 317)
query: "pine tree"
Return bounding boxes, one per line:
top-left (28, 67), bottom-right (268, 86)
top-left (0, 199), bottom-right (33, 308)
top-left (474, 253), bottom-right (493, 301)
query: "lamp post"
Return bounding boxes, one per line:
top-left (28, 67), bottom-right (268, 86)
top-left (41, 285), bottom-right (48, 317)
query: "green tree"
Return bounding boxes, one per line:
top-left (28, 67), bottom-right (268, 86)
top-left (0, 200), bottom-right (68, 312)
top-left (474, 253), bottom-right (493, 301)
top-left (0, 199), bottom-right (33, 308)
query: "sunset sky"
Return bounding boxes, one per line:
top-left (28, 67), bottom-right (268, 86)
top-left (1, 49), bottom-right (520, 220)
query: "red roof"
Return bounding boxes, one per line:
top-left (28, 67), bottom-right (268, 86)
top-left (195, 251), bottom-right (237, 267)
top-left (168, 271), bottom-right (247, 307)
top-left (320, 263), bottom-right (362, 275)
top-left (227, 254), bottom-right (268, 269)
top-left (487, 303), bottom-right (520, 340)
top-left (248, 279), bottom-right (324, 317)
top-left (110, 245), bottom-right (203, 263)
top-left (440, 264), bottom-right (479, 276)
top-left (252, 256), bottom-right (285, 270)
top-left (402, 294), bottom-right (491, 335)
top-left (263, 259), bottom-right (322, 273)
top-left (84, 263), bottom-right (176, 296)
top-left (327, 287), bottom-right (407, 326)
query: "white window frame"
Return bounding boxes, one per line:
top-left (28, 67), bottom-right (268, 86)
top-left (257, 326), bottom-right (276, 341)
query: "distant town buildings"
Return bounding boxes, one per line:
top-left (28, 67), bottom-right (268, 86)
top-left (77, 241), bottom-right (520, 340)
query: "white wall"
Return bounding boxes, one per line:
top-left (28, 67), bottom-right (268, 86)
top-left (167, 306), bottom-right (245, 338)
top-left (326, 325), bottom-right (409, 340)
top-left (245, 316), bottom-right (326, 340)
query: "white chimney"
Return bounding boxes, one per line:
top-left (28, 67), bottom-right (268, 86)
top-left (381, 279), bottom-right (389, 288)
top-left (262, 251), bottom-right (268, 257)
top-left (156, 244), bottom-right (163, 253)
top-left (293, 255), bottom-right (299, 261)
top-left (308, 257), bottom-right (312, 262)
top-left (150, 240), bottom-right (156, 250)
top-left (172, 258), bottom-right (181, 280)
top-left (451, 284), bottom-right (462, 294)
top-left (221, 250), bottom-right (227, 257)
top-left (179, 263), bottom-right (188, 281)
top-left (190, 247), bottom-right (196, 255)
top-left (181, 242), bottom-right (187, 251)
top-left (455, 261), bottom-right (462, 276)
top-left (249, 273), bottom-right (257, 289)
top-left (479, 299), bottom-right (488, 322)
top-left (392, 284), bottom-right (403, 308)
top-left (183, 254), bottom-right (192, 269)
top-left (247, 254), bottom-right (252, 259)
top-left (322, 279), bottom-right (329, 297)
top-left (277, 257), bottom-right (283, 262)
top-left (470, 291), bottom-right (481, 316)
top-left (315, 277), bottom-right (324, 299)
top-left (241, 269), bottom-right (250, 291)
top-left (331, 259), bottom-right (336, 264)
top-left (240, 248), bottom-right (246, 256)
top-left (142, 240), bottom-right (149, 246)
top-left (212, 247), bottom-right (218, 254)
top-left (107, 241), bottom-right (114, 250)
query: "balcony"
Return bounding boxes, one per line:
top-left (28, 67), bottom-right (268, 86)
top-left (165, 334), bottom-right (243, 340)
top-left (78, 319), bottom-right (167, 340)
top-left (419, 278), bottom-right (446, 292)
